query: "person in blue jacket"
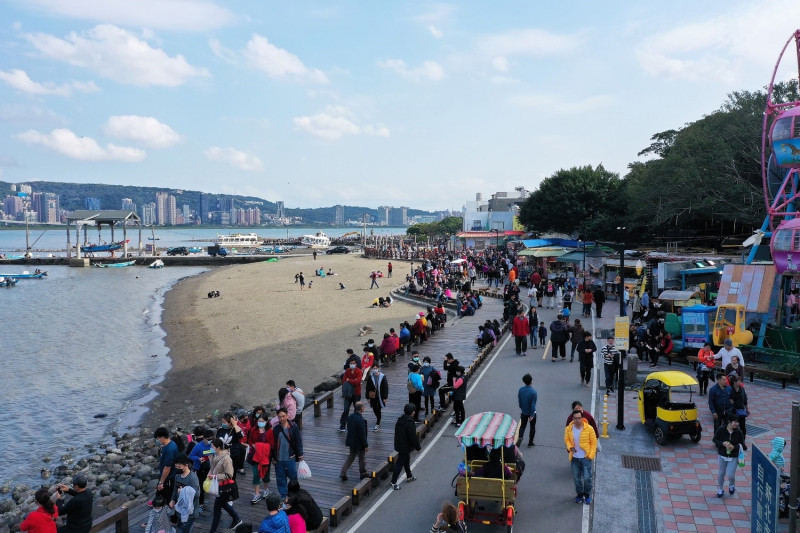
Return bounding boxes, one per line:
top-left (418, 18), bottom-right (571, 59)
top-left (517, 373), bottom-right (538, 447)
top-left (708, 373), bottom-right (732, 433)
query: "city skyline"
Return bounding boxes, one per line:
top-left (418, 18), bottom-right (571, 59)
top-left (1, 1), bottom-right (799, 211)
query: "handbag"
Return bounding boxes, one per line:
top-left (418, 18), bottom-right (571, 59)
top-left (218, 479), bottom-right (239, 502)
top-left (735, 408), bottom-right (748, 417)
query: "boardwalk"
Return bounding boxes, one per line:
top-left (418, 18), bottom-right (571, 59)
top-left (120, 294), bottom-right (506, 532)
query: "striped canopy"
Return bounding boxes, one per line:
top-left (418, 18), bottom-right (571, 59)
top-left (454, 412), bottom-right (519, 449)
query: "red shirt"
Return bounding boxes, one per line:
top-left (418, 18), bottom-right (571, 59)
top-left (343, 367), bottom-right (363, 396)
top-left (20, 507), bottom-right (58, 533)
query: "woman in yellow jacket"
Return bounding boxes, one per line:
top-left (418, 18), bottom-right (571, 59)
top-left (564, 410), bottom-right (597, 505)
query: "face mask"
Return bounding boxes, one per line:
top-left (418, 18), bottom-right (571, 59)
top-left (413, 357), bottom-right (419, 362)
top-left (373, 370), bottom-right (380, 375)
top-left (257, 421), bottom-right (267, 428)
top-left (221, 423), bottom-right (229, 429)
top-left (423, 362), bottom-right (430, 367)
top-left (367, 343), bottom-right (374, 347)
top-left (350, 364), bottom-right (356, 369)
top-left (155, 438), bottom-right (162, 446)
top-left (254, 413), bottom-right (262, 419)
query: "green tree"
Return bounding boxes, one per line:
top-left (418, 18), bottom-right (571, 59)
top-left (518, 165), bottom-right (625, 238)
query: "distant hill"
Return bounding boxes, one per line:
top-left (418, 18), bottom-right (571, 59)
top-left (0, 180), bottom-right (437, 224)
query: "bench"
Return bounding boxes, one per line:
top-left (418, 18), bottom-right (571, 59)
top-left (329, 495), bottom-right (352, 527)
top-left (371, 460), bottom-right (391, 486)
top-left (309, 517), bottom-right (330, 533)
top-left (313, 391), bottom-right (335, 417)
top-left (351, 478), bottom-right (372, 505)
top-left (455, 476), bottom-right (516, 503)
top-left (687, 356), bottom-right (794, 388)
top-left (90, 507), bottom-right (128, 533)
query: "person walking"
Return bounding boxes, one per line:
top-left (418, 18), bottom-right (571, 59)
top-left (169, 455), bottom-right (200, 533)
top-left (729, 375), bottom-right (750, 440)
top-left (390, 403), bottom-right (421, 490)
top-left (569, 319), bottom-right (584, 362)
top-left (153, 427), bottom-right (179, 500)
top-left (366, 366), bottom-right (389, 431)
top-left (421, 356), bottom-right (440, 416)
top-left (600, 336), bottom-right (620, 395)
top-left (565, 401), bottom-right (599, 437)
top-left (593, 288), bottom-right (605, 318)
top-left (511, 309), bottom-right (530, 356)
top-left (370, 271), bottom-right (380, 289)
top-left (340, 402), bottom-right (369, 481)
top-left (312, 250), bottom-right (317, 261)
top-left (696, 343), bottom-right (715, 395)
top-left (339, 359), bottom-right (363, 432)
top-left (528, 306), bottom-right (539, 349)
top-left (565, 409), bottom-right (597, 505)
top-left (708, 374), bottom-right (732, 433)
top-left (550, 315), bottom-right (569, 361)
top-left (712, 416), bottom-right (747, 498)
top-left (407, 362), bottom-right (424, 422)
top-left (517, 374), bottom-right (538, 447)
top-left (206, 439), bottom-right (242, 533)
top-left (299, 272), bottom-right (305, 290)
top-left (271, 408), bottom-right (304, 500)
top-left (714, 338), bottom-right (744, 369)
top-left (576, 332), bottom-right (597, 387)
top-left (581, 289), bottom-right (594, 318)
top-left (451, 366), bottom-right (468, 426)
top-left (387, 262), bottom-right (393, 278)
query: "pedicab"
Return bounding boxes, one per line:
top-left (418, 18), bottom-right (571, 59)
top-left (637, 371), bottom-right (702, 445)
top-left (453, 412), bottom-right (519, 532)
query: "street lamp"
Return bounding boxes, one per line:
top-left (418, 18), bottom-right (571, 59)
top-left (585, 245), bottom-right (608, 289)
top-left (491, 229), bottom-right (500, 250)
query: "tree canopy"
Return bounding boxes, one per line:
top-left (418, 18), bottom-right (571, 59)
top-left (406, 216), bottom-right (463, 238)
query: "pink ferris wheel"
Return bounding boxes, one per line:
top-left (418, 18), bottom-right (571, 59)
top-left (763, 30), bottom-right (800, 274)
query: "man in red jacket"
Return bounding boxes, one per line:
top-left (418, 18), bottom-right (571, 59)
top-left (512, 309), bottom-right (530, 356)
top-left (564, 401), bottom-right (599, 437)
top-left (339, 360), bottom-right (363, 432)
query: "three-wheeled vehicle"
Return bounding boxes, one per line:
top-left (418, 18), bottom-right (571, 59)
top-left (638, 371), bottom-right (702, 445)
top-left (453, 412), bottom-right (519, 532)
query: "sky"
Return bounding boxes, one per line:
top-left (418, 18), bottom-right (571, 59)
top-left (1, 1), bottom-right (800, 212)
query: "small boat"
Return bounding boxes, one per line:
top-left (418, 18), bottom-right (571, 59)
top-left (0, 270), bottom-right (46, 279)
top-left (81, 241), bottom-right (126, 253)
top-left (0, 276), bottom-right (18, 287)
top-left (300, 231), bottom-right (331, 248)
top-left (148, 259), bottom-right (165, 269)
top-left (93, 260), bottom-right (136, 268)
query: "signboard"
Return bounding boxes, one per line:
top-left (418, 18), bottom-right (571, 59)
top-left (614, 316), bottom-right (630, 351)
top-left (751, 444), bottom-right (778, 533)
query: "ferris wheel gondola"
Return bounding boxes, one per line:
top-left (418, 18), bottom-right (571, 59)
top-left (763, 30), bottom-right (800, 274)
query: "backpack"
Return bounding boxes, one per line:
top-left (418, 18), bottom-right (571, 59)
top-left (171, 433), bottom-right (187, 453)
top-left (427, 369), bottom-right (441, 389)
top-left (407, 378), bottom-right (418, 393)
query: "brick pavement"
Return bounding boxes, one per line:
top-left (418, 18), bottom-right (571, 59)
top-left (607, 367), bottom-right (799, 532)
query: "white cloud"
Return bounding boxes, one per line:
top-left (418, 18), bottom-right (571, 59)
top-left (14, 0), bottom-right (235, 31)
top-left (243, 35), bottom-right (328, 83)
top-left (293, 106), bottom-right (390, 141)
top-left (0, 69), bottom-right (99, 96)
top-left (103, 116), bottom-right (181, 149)
top-left (204, 146), bottom-right (263, 171)
top-left (415, 4), bottom-right (456, 24)
top-left (25, 25), bottom-right (209, 87)
top-left (635, 0), bottom-right (800, 82)
top-left (492, 56), bottom-right (510, 72)
top-left (476, 29), bottom-right (581, 58)
top-left (509, 93), bottom-right (615, 114)
top-left (15, 128), bottom-right (145, 162)
top-left (427, 25), bottom-right (443, 39)
top-left (378, 59), bottom-right (444, 82)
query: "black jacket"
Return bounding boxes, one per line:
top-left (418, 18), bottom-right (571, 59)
top-left (56, 489), bottom-right (93, 533)
top-left (712, 425), bottom-right (747, 458)
top-left (549, 320), bottom-right (568, 344)
top-left (365, 372), bottom-right (389, 407)
top-left (345, 412), bottom-right (368, 450)
top-left (443, 359), bottom-right (460, 386)
top-left (287, 488), bottom-right (323, 530)
top-left (394, 414), bottom-right (421, 454)
top-left (576, 339), bottom-right (597, 366)
top-left (451, 375), bottom-right (468, 401)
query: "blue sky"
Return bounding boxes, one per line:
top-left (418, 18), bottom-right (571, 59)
top-left (1, 1), bottom-right (799, 211)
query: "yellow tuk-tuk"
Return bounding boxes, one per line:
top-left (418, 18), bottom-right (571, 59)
top-left (637, 371), bottom-right (702, 445)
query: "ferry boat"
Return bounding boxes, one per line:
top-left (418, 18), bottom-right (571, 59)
top-left (300, 231), bottom-right (331, 248)
top-left (215, 233), bottom-right (263, 248)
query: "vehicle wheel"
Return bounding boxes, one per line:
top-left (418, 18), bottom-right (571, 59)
top-left (654, 427), bottom-right (666, 445)
top-left (690, 431), bottom-right (701, 443)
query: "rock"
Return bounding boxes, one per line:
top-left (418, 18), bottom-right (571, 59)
top-left (119, 466), bottom-right (131, 475)
top-left (100, 487), bottom-right (111, 497)
top-left (106, 463), bottom-right (121, 474)
top-left (41, 456), bottom-right (51, 463)
top-left (0, 484), bottom-right (9, 494)
top-left (40, 469), bottom-right (51, 479)
top-left (109, 448), bottom-right (123, 455)
top-left (0, 499), bottom-right (16, 514)
top-left (314, 378), bottom-right (340, 393)
top-left (105, 454), bottom-right (122, 464)
top-left (146, 479), bottom-right (159, 490)
top-left (134, 466), bottom-right (152, 480)
top-left (76, 458), bottom-right (89, 469)
top-left (11, 485), bottom-right (30, 503)
top-left (122, 485), bottom-right (135, 496)
top-left (97, 495), bottom-right (112, 506)
top-left (130, 478), bottom-right (144, 490)
top-left (106, 495), bottom-right (129, 511)
top-left (93, 413), bottom-right (108, 418)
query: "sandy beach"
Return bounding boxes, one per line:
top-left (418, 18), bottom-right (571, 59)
top-left (148, 253), bottom-right (419, 427)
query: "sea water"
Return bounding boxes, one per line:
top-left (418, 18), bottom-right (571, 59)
top-left (0, 265), bottom-right (206, 487)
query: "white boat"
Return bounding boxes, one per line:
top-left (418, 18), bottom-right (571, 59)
top-left (215, 233), bottom-right (263, 248)
top-left (300, 231), bottom-right (331, 248)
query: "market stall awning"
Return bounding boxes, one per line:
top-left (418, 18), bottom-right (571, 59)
top-left (556, 251), bottom-right (586, 263)
top-left (518, 247), bottom-right (569, 258)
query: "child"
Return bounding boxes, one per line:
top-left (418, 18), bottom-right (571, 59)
top-left (561, 306), bottom-right (571, 324)
top-left (538, 321), bottom-right (547, 347)
top-left (144, 497), bottom-right (174, 533)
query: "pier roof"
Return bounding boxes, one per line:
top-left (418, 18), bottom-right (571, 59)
top-left (66, 210), bottom-right (140, 225)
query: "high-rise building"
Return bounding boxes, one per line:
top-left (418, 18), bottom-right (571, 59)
top-left (334, 205), bottom-right (344, 226)
top-left (18, 184), bottom-right (32, 195)
top-left (377, 206), bottom-right (391, 226)
top-left (85, 197), bottom-right (101, 210)
top-left (121, 198), bottom-right (136, 212)
top-left (32, 192), bottom-right (59, 223)
top-left (166, 195), bottom-right (177, 225)
top-left (182, 204), bottom-right (191, 224)
top-left (3, 195), bottom-right (23, 219)
top-left (275, 201), bottom-right (285, 219)
top-left (388, 206), bottom-right (408, 226)
top-left (155, 192), bottom-right (167, 225)
top-left (199, 193), bottom-right (213, 223)
top-left (141, 202), bottom-right (156, 226)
